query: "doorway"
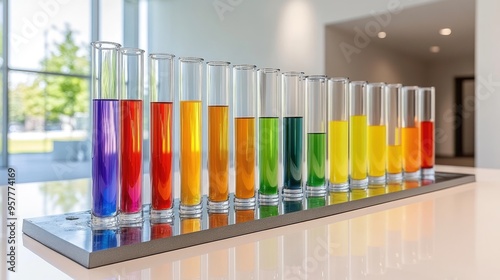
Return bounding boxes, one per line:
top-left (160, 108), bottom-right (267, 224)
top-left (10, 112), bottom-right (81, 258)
top-left (454, 76), bottom-right (475, 157)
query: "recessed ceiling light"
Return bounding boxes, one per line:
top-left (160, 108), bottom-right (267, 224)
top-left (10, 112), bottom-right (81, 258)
top-left (430, 46), bottom-right (440, 53)
top-left (378, 31), bottom-right (387, 39)
top-left (439, 28), bottom-right (452, 36)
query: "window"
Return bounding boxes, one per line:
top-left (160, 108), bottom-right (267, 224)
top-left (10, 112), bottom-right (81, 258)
top-left (9, 0), bottom-right (90, 72)
top-left (8, 0), bottom-right (91, 167)
top-left (3, 0), bottom-right (147, 182)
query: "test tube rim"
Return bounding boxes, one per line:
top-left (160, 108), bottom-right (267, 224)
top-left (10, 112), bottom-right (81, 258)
top-left (305, 74), bottom-right (327, 80)
top-left (403, 85), bottom-right (419, 91)
top-left (350, 80), bottom-right (368, 86)
top-left (418, 86), bottom-right (435, 92)
top-left (91, 41), bottom-right (121, 50)
top-left (149, 53), bottom-right (176, 60)
top-left (120, 47), bottom-right (145, 56)
top-left (257, 67), bottom-right (280, 73)
top-left (282, 71), bottom-right (305, 76)
top-left (386, 83), bottom-right (402, 88)
top-left (207, 61), bottom-right (231, 66)
top-left (329, 77), bottom-right (349, 83)
top-left (367, 82), bottom-right (386, 88)
top-left (233, 64), bottom-right (256, 70)
top-left (179, 57), bottom-right (205, 63)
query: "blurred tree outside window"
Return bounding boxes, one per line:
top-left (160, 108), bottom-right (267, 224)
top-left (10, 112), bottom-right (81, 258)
top-left (9, 25), bottom-right (89, 154)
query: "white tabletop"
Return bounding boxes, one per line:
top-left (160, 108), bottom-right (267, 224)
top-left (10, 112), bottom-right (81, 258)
top-left (1, 165), bottom-right (495, 279)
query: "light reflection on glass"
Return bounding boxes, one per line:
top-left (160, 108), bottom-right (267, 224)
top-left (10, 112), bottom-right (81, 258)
top-left (235, 209), bottom-right (255, 223)
top-left (306, 225), bottom-right (329, 279)
top-left (386, 181), bottom-right (404, 269)
top-left (419, 200), bottom-right (434, 261)
top-left (235, 209), bottom-right (256, 279)
top-left (350, 214), bottom-right (368, 277)
top-left (282, 199), bottom-right (303, 213)
top-left (329, 219), bottom-right (350, 279)
top-left (366, 200), bottom-right (387, 275)
top-left (180, 218), bottom-right (202, 280)
top-left (208, 213), bottom-right (229, 279)
top-left (351, 188), bottom-right (368, 201)
top-left (403, 179), bottom-right (420, 190)
top-left (92, 229), bottom-right (118, 252)
top-left (329, 191), bottom-right (349, 205)
top-left (120, 224), bottom-right (143, 246)
top-left (307, 195), bottom-right (327, 209)
top-left (283, 224), bottom-right (305, 279)
top-left (402, 202), bottom-right (420, 265)
top-left (368, 183), bottom-right (387, 197)
top-left (150, 220), bottom-right (173, 240)
top-left (259, 204), bottom-right (279, 219)
top-left (259, 236), bottom-right (281, 279)
top-left (40, 180), bottom-right (88, 214)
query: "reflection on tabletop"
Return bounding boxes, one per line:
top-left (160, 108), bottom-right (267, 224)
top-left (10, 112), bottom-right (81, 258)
top-left (15, 172), bottom-right (481, 280)
top-left (23, 176), bottom-right (443, 253)
top-left (16, 172), bottom-right (485, 279)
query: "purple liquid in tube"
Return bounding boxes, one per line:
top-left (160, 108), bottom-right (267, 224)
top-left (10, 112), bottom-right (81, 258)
top-left (92, 99), bottom-right (119, 217)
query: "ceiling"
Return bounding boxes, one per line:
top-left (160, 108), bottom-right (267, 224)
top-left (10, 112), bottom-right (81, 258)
top-left (328, 0), bottom-right (475, 62)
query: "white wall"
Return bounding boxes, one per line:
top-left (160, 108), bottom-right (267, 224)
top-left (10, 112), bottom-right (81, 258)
top-left (325, 32), bottom-right (477, 159)
top-left (325, 27), bottom-right (428, 85)
top-left (147, 0), bottom-right (438, 74)
top-left (427, 57), bottom-right (475, 157)
top-left (476, 0), bottom-right (500, 168)
top-left (147, 0), bottom-right (323, 74)
top-left (325, 27), bottom-right (474, 158)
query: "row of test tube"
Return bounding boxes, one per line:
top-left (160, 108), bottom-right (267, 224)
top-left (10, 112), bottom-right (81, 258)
top-left (90, 41), bottom-right (435, 228)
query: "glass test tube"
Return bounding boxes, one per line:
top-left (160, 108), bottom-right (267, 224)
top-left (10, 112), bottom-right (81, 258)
top-left (419, 87), bottom-right (435, 177)
top-left (149, 54), bottom-right (175, 219)
top-left (257, 68), bottom-right (280, 204)
top-left (367, 83), bottom-right (387, 183)
top-left (233, 65), bottom-right (257, 209)
top-left (207, 61), bottom-right (231, 211)
top-left (328, 77), bottom-right (349, 191)
top-left (119, 48), bottom-right (145, 224)
top-left (387, 84), bottom-right (403, 182)
top-left (349, 81), bottom-right (368, 187)
top-left (179, 57), bottom-right (204, 215)
top-left (305, 75), bottom-right (327, 196)
top-left (281, 72), bottom-right (304, 199)
top-left (402, 86), bottom-right (421, 179)
top-left (91, 41), bottom-right (121, 228)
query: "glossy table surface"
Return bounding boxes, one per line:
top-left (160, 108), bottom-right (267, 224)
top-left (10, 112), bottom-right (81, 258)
top-left (1, 165), bottom-right (496, 279)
